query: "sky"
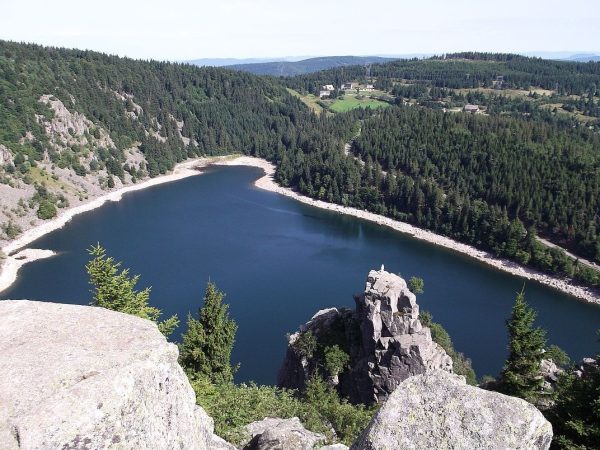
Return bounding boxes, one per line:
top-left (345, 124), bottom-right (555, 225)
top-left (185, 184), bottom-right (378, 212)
top-left (1, 0), bottom-right (599, 61)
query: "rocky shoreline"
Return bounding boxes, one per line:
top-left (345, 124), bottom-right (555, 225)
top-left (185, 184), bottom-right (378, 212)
top-left (0, 156), bottom-right (219, 293)
top-left (217, 156), bottom-right (600, 306)
top-left (1, 154), bottom-right (599, 306)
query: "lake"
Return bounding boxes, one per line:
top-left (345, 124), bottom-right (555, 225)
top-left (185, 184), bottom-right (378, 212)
top-left (2, 165), bottom-right (599, 384)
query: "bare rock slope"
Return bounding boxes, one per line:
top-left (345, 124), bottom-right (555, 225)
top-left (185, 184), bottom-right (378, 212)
top-left (351, 370), bottom-right (553, 450)
top-left (0, 300), bottom-right (233, 450)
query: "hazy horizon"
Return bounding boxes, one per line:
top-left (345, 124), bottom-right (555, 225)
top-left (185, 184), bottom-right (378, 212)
top-left (1, 0), bottom-right (599, 61)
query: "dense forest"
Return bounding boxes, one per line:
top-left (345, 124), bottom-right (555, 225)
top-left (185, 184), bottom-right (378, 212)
top-left (276, 107), bottom-right (600, 285)
top-left (353, 107), bottom-right (600, 271)
top-left (0, 40), bottom-right (350, 178)
top-left (1, 41), bottom-right (600, 287)
top-left (286, 52), bottom-right (600, 96)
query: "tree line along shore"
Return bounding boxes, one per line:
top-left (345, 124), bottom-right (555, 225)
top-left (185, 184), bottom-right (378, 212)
top-left (2, 155), bottom-right (599, 307)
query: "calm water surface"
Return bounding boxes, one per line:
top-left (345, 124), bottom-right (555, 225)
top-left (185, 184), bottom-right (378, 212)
top-left (2, 166), bottom-right (599, 384)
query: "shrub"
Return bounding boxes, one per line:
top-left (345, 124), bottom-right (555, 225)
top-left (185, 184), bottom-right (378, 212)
top-left (192, 375), bottom-right (375, 446)
top-left (324, 345), bottom-right (350, 379)
top-left (1, 220), bottom-right (22, 239)
top-left (545, 344), bottom-right (571, 368)
top-left (424, 311), bottom-right (477, 385)
top-left (36, 200), bottom-right (57, 219)
top-left (293, 330), bottom-right (318, 359)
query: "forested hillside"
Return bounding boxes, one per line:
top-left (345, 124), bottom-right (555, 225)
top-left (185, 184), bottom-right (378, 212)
top-left (0, 40), bottom-right (357, 244)
top-left (1, 41), bottom-right (599, 287)
top-left (275, 109), bottom-right (600, 285)
top-left (287, 53), bottom-right (600, 95)
top-left (0, 40), bottom-right (325, 174)
top-left (353, 107), bottom-right (600, 276)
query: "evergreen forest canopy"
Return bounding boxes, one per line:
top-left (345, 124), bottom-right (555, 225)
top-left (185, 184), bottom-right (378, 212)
top-left (1, 41), bottom-right (599, 286)
top-left (0, 40), bottom-right (352, 177)
top-left (286, 52), bottom-right (600, 95)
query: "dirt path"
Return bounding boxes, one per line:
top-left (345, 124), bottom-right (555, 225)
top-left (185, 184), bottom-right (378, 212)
top-left (537, 237), bottom-right (600, 271)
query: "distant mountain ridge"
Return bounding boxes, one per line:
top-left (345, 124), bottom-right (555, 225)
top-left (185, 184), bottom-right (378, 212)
top-left (564, 53), bottom-right (600, 62)
top-left (225, 56), bottom-right (397, 76)
top-left (188, 52), bottom-right (600, 73)
top-left (187, 57), bottom-right (306, 67)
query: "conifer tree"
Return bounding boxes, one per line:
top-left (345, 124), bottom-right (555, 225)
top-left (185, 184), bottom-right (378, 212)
top-left (548, 359), bottom-right (600, 449)
top-left (86, 244), bottom-right (178, 336)
top-left (179, 281), bottom-right (238, 383)
top-left (500, 289), bottom-right (546, 400)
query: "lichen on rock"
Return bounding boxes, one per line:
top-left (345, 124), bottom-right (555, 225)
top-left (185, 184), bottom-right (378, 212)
top-left (0, 300), bottom-right (232, 450)
top-left (351, 370), bottom-right (553, 450)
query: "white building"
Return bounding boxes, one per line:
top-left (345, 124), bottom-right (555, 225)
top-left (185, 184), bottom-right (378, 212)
top-left (322, 84), bottom-right (335, 91)
top-left (319, 90), bottom-right (331, 98)
top-left (464, 104), bottom-right (479, 113)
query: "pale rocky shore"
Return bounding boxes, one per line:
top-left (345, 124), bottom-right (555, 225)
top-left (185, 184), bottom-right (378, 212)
top-left (1, 154), bottom-right (599, 306)
top-left (217, 156), bottom-right (600, 306)
top-left (0, 157), bottom-right (215, 293)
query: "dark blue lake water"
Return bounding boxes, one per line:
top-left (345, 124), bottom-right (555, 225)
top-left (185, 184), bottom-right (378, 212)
top-left (2, 166), bottom-right (599, 384)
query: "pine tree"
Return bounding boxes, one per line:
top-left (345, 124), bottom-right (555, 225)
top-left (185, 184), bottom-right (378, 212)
top-left (500, 289), bottom-right (547, 400)
top-left (86, 244), bottom-right (178, 336)
top-left (548, 362), bottom-right (600, 449)
top-left (179, 281), bottom-right (238, 383)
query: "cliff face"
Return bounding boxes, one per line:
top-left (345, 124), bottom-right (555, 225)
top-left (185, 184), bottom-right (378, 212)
top-left (0, 300), bottom-right (232, 450)
top-left (278, 268), bottom-right (452, 404)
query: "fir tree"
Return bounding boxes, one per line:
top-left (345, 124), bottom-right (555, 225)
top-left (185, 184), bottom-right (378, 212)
top-left (548, 362), bottom-right (600, 449)
top-left (179, 281), bottom-right (238, 383)
top-left (500, 289), bottom-right (547, 400)
top-left (86, 244), bottom-right (178, 336)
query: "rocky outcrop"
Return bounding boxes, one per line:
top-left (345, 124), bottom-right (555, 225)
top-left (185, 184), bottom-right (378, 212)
top-left (351, 370), bottom-right (553, 450)
top-left (37, 94), bottom-right (116, 150)
top-left (243, 417), bottom-right (326, 450)
top-left (278, 268), bottom-right (452, 404)
top-left (0, 300), bottom-right (233, 450)
top-left (0, 143), bottom-right (13, 166)
top-left (278, 307), bottom-right (357, 392)
top-left (574, 356), bottom-right (599, 378)
top-left (348, 268), bottom-right (452, 403)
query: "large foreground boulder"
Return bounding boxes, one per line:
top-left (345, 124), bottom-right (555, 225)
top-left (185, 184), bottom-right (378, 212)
top-left (351, 370), bottom-right (553, 450)
top-left (0, 300), bottom-right (233, 450)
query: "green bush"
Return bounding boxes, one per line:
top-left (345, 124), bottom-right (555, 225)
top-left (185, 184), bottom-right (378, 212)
top-left (192, 375), bottom-right (375, 446)
top-left (545, 344), bottom-right (571, 368)
top-left (547, 364), bottom-right (600, 449)
top-left (36, 199), bottom-right (57, 219)
top-left (292, 330), bottom-right (317, 359)
top-left (324, 345), bottom-right (350, 378)
top-left (1, 220), bottom-right (22, 239)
